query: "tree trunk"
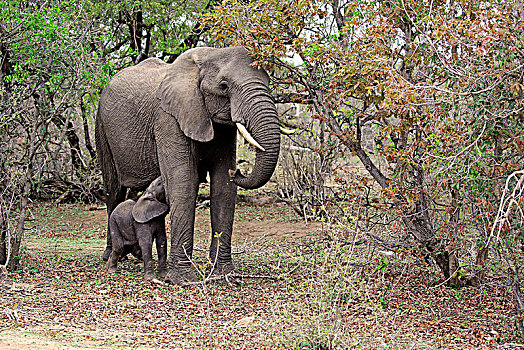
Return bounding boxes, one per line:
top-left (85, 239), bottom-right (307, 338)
top-left (9, 176), bottom-right (31, 271)
top-left (9, 94), bottom-right (42, 271)
top-left (52, 114), bottom-right (83, 175)
top-left (80, 96), bottom-right (96, 162)
top-left (471, 247), bottom-right (488, 287)
top-left (9, 117), bottom-right (39, 271)
top-left (0, 208), bottom-right (6, 268)
top-left (514, 275), bottom-right (524, 339)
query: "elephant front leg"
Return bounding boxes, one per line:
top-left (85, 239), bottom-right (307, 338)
top-left (209, 157), bottom-right (238, 277)
top-left (155, 224), bottom-right (168, 279)
top-left (163, 176), bottom-right (200, 286)
top-left (136, 226), bottom-right (155, 281)
top-left (155, 114), bottom-right (201, 286)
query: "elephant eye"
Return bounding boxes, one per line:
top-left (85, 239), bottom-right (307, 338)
top-left (218, 81), bottom-right (229, 91)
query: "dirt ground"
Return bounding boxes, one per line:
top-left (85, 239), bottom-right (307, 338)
top-left (1, 199), bottom-right (522, 349)
top-left (0, 200), bottom-right (323, 349)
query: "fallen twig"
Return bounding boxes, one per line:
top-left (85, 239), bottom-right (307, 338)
top-left (235, 274), bottom-right (281, 280)
top-left (4, 308), bottom-right (20, 323)
top-left (182, 273), bottom-right (283, 286)
top-left (87, 205), bottom-right (107, 211)
top-left (193, 246), bottom-right (245, 255)
top-left (196, 200), bottom-right (210, 209)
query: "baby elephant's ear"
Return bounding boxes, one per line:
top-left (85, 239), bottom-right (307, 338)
top-left (132, 196), bottom-right (169, 223)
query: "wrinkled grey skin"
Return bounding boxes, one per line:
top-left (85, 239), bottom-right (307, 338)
top-left (107, 177), bottom-right (169, 280)
top-left (96, 47), bottom-right (281, 285)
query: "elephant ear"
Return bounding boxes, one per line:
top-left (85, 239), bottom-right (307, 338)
top-left (132, 197), bottom-right (169, 224)
top-left (156, 49), bottom-right (214, 142)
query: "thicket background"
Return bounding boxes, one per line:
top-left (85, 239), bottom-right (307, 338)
top-left (1, 0), bottom-right (523, 344)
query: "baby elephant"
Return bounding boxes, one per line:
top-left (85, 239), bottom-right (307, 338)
top-left (107, 177), bottom-right (169, 280)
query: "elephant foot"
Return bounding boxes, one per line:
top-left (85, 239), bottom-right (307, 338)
top-left (102, 247), bottom-right (112, 262)
top-left (106, 261), bottom-right (118, 274)
top-left (157, 268), bottom-right (168, 280)
top-left (210, 262), bottom-right (242, 284)
top-left (164, 267), bottom-right (199, 286)
top-left (144, 270), bottom-right (155, 281)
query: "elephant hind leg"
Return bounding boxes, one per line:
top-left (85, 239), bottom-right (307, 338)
top-left (107, 219), bottom-right (124, 273)
top-left (101, 185), bottom-right (126, 261)
top-left (96, 115), bottom-right (127, 261)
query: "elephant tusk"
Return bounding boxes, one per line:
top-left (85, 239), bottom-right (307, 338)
top-left (236, 123), bottom-right (265, 152)
top-left (280, 127), bottom-right (295, 135)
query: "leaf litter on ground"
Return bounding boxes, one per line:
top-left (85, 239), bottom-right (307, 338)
top-left (0, 201), bottom-right (521, 349)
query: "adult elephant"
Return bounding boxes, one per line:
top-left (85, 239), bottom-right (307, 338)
top-left (95, 47), bottom-right (281, 285)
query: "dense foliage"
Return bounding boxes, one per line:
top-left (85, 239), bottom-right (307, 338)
top-left (206, 0), bottom-right (524, 334)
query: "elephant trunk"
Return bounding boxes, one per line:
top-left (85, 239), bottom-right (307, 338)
top-left (230, 82), bottom-right (281, 189)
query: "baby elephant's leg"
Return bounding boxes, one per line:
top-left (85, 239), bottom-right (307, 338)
top-left (107, 218), bottom-right (124, 273)
top-left (136, 225), bottom-right (155, 280)
top-left (155, 224), bottom-right (168, 279)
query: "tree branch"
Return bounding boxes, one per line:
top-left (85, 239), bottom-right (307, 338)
top-left (272, 92), bottom-right (312, 104)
